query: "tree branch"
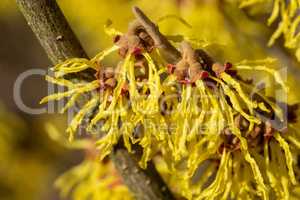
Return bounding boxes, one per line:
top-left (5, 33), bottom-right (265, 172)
top-left (132, 6), bottom-right (181, 63)
top-left (111, 143), bottom-right (175, 200)
top-left (16, 0), bottom-right (87, 63)
top-left (16, 0), bottom-right (174, 199)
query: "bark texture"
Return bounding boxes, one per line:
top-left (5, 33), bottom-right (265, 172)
top-left (16, 0), bottom-right (87, 63)
top-left (111, 144), bottom-right (175, 200)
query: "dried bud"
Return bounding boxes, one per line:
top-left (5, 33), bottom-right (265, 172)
top-left (132, 47), bottom-right (142, 56)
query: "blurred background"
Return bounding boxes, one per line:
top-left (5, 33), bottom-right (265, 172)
top-left (1, 0), bottom-right (300, 199)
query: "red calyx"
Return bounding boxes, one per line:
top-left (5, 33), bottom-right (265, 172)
top-left (167, 64), bottom-right (176, 74)
top-left (179, 78), bottom-right (192, 85)
top-left (199, 70), bottom-right (209, 79)
top-left (189, 70), bottom-right (209, 83)
top-left (131, 47), bottom-right (142, 56)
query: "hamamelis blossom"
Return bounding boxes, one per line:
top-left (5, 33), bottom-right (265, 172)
top-left (239, 0), bottom-right (300, 61)
top-left (55, 159), bottom-right (132, 200)
top-left (45, 123), bottom-right (133, 200)
top-left (41, 18), bottom-right (300, 200)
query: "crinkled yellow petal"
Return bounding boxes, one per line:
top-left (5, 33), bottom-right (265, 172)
top-left (274, 132), bottom-right (297, 184)
top-left (66, 97), bottom-right (98, 141)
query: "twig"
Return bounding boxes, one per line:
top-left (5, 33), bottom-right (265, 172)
top-left (111, 143), bottom-right (175, 200)
top-left (132, 6), bottom-right (181, 63)
top-left (16, 0), bottom-right (174, 199)
top-left (16, 0), bottom-right (87, 63)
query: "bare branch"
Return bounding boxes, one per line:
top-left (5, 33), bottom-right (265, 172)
top-left (111, 143), bottom-right (175, 200)
top-left (16, 0), bottom-right (87, 64)
top-left (132, 6), bottom-right (181, 63)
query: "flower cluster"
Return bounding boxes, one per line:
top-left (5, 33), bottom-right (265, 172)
top-left (41, 19), bottom-right (300, 199)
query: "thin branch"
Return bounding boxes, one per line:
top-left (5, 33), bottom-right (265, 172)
top-left (111, 142), bottom-right (175, 200)
top-left (132, 6), bottom-right (181, 63)
top-left (16, 1), bottom-right (174, 199)
top-left (16, 0), bottom-right (87, 63)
